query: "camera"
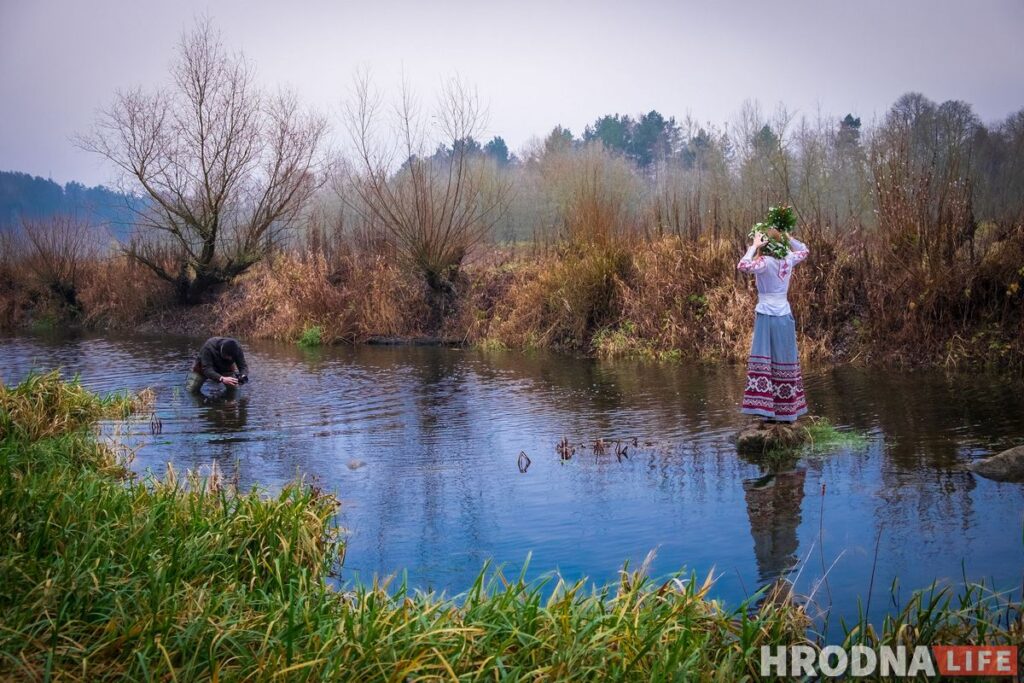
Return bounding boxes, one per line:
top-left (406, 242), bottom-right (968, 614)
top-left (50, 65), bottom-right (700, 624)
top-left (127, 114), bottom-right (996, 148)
top-left (237, 373), bottom-right (249, 385)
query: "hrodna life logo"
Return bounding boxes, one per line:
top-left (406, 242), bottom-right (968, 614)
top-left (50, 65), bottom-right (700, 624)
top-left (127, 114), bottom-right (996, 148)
top-left (760, 644), bottom-right (1018, 678)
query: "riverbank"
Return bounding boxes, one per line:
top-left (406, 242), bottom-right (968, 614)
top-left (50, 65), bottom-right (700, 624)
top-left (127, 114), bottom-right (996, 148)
top-left (1, 373), bottom-right (1020, 680)
top-left (4, 226), bottom-right (1024, 370)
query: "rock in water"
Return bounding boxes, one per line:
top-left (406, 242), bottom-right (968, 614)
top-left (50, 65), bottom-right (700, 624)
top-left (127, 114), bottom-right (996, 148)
top-left (968, 445), bottom-right (1024, 482)
top-left (347, 459), bottom-right (367, 470)
top-left (735, 420), bottom-right (808, 455)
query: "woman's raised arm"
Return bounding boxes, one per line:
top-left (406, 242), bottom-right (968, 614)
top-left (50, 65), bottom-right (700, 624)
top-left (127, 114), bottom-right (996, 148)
top-left (738, 235), bottom-right (768, 273)
top-left (786, 236), bottom-right (809, 266)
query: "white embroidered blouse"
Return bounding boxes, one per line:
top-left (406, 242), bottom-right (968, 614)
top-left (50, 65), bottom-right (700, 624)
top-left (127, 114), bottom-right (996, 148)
top-left (736, 236), bottom-right (809, 316)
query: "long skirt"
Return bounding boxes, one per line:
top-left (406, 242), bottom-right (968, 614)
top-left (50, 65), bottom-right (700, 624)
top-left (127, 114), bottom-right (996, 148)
top-left (741, 313), bottom-right (808, 422)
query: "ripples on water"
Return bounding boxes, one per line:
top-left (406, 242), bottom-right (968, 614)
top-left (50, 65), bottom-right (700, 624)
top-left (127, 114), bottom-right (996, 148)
top-left (2, 331), bottom-right (1022, 628)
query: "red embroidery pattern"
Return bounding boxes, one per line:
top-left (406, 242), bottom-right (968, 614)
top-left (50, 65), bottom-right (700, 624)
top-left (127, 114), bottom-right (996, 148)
top-left (737, 256), bottom-right (765, 273)
top-left (741, 354), bottom-right (807, 418)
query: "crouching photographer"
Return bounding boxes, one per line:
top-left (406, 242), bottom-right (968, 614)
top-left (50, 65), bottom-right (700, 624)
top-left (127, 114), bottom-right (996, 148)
top-left (185, 337), bottom-right (250, 395)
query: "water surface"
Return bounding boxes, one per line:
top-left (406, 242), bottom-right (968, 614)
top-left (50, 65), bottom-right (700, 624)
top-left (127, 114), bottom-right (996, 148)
top-left (3, 332), bottom-right (1022, 634)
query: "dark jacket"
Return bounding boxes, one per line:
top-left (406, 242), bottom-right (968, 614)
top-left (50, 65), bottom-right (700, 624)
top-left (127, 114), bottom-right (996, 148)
top-left (193, 337), bottom-right (248, 381)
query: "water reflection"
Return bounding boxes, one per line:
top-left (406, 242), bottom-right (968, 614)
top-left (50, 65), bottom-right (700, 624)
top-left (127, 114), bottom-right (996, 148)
top-left (195, 394), bottom-right (250, 438)
top-left (743, 469), bottom-right (807, 585)
top-left (1, 332), bottom-right (1022, 629)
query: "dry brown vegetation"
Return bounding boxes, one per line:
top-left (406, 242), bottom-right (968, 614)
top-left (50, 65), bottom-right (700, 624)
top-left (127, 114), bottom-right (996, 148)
top-left (0, 220), bottom-right (171, 331)
top-left (212, 249), bottom-right (426, 343)
top-left (2, 212), bottom-right (1022, 369)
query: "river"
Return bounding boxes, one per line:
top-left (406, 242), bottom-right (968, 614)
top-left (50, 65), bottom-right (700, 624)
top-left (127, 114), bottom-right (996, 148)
top-left (2, 331), bottom-right (1022, 633)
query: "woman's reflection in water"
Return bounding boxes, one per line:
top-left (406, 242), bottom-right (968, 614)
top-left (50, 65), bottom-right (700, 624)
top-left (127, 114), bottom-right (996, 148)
top-left (743, 466), bottom-right (807, 588)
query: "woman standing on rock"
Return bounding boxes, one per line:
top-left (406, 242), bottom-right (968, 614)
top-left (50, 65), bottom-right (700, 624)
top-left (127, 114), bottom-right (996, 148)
top-left (737, 218), bottom-right (809, 423)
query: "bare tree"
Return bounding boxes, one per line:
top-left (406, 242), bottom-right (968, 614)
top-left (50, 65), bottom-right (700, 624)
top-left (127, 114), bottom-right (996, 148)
top-left (341, 72), bottom-right (510, 325)
top-left (21, 215), bottom-right (98, 309)
top-left (975, 109), bottom-right (1024, 229)
top-left (79, 20), bottom-right (328, 304)
top-left (730, 101), bottom-right (791, 236)
top-left (870, 93), bottom-right (977, 267)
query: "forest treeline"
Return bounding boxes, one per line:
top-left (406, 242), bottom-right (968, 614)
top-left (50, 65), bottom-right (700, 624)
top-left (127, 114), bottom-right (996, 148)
top-left (1, 21), bottom-right (1022, 368)
top-left (0, 171), bottom-right (142, 237)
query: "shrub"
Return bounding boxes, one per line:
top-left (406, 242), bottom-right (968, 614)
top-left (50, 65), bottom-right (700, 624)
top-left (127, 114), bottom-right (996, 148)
top-left (298, 324), bottom-right (324, 347)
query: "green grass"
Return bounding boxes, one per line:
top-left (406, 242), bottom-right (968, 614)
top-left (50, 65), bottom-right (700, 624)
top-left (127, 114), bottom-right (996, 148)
top-left (801, 417), bottom-right (870, 454)
top-left (0, 374), bottom-right (1019, 680)
top-left (0, 370), bottom-right (143, 442)
top-left (297, 324), bottom-right (324, 347)
top-left (754, 418), bottom-right (871, 468)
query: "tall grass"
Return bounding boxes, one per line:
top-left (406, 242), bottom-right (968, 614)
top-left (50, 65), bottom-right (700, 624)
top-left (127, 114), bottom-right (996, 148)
top-left (841, 580), bottom-right (1023, 652)
top-left (0, 370), bottom-right (143, 442)
top-left (77, 253), bottom-right (171, 330)
top-left (1, 375), bottom-right (1021, 680)
top-left (211, 250), bottom-right (429, 344)
top-left (486, 241), bottom-right (634, 351)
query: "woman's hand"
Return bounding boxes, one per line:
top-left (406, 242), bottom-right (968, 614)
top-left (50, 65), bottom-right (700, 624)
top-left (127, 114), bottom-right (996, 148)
top-left (751, 231), bottom-right (768, 248)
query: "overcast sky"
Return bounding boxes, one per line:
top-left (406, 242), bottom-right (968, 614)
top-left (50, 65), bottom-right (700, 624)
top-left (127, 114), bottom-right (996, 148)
top-left (2, 0), bottom-right (1022, 187)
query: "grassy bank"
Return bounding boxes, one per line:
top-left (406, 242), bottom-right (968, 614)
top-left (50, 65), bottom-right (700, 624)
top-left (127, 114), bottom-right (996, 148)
top-left (1, 374), bottom-right (1021, 680)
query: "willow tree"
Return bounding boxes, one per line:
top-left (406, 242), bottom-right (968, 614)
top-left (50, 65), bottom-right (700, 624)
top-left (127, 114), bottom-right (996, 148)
top-left (341, 73), bottom-right (510, 327)
top-left (80, 21), bottom-right (328, 304)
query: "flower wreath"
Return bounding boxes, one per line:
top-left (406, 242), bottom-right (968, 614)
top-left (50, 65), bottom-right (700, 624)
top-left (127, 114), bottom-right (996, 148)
top-left (748, 205), bottom-right (796, 259)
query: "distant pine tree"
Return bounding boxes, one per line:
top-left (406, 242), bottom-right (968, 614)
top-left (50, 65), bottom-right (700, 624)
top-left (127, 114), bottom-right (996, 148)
top-left (582, 111), bottom-right (681, 169)
top-left (483, 136), bottom-right (512, 166)
top-left (583, 114), bottom-right (633, 154)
